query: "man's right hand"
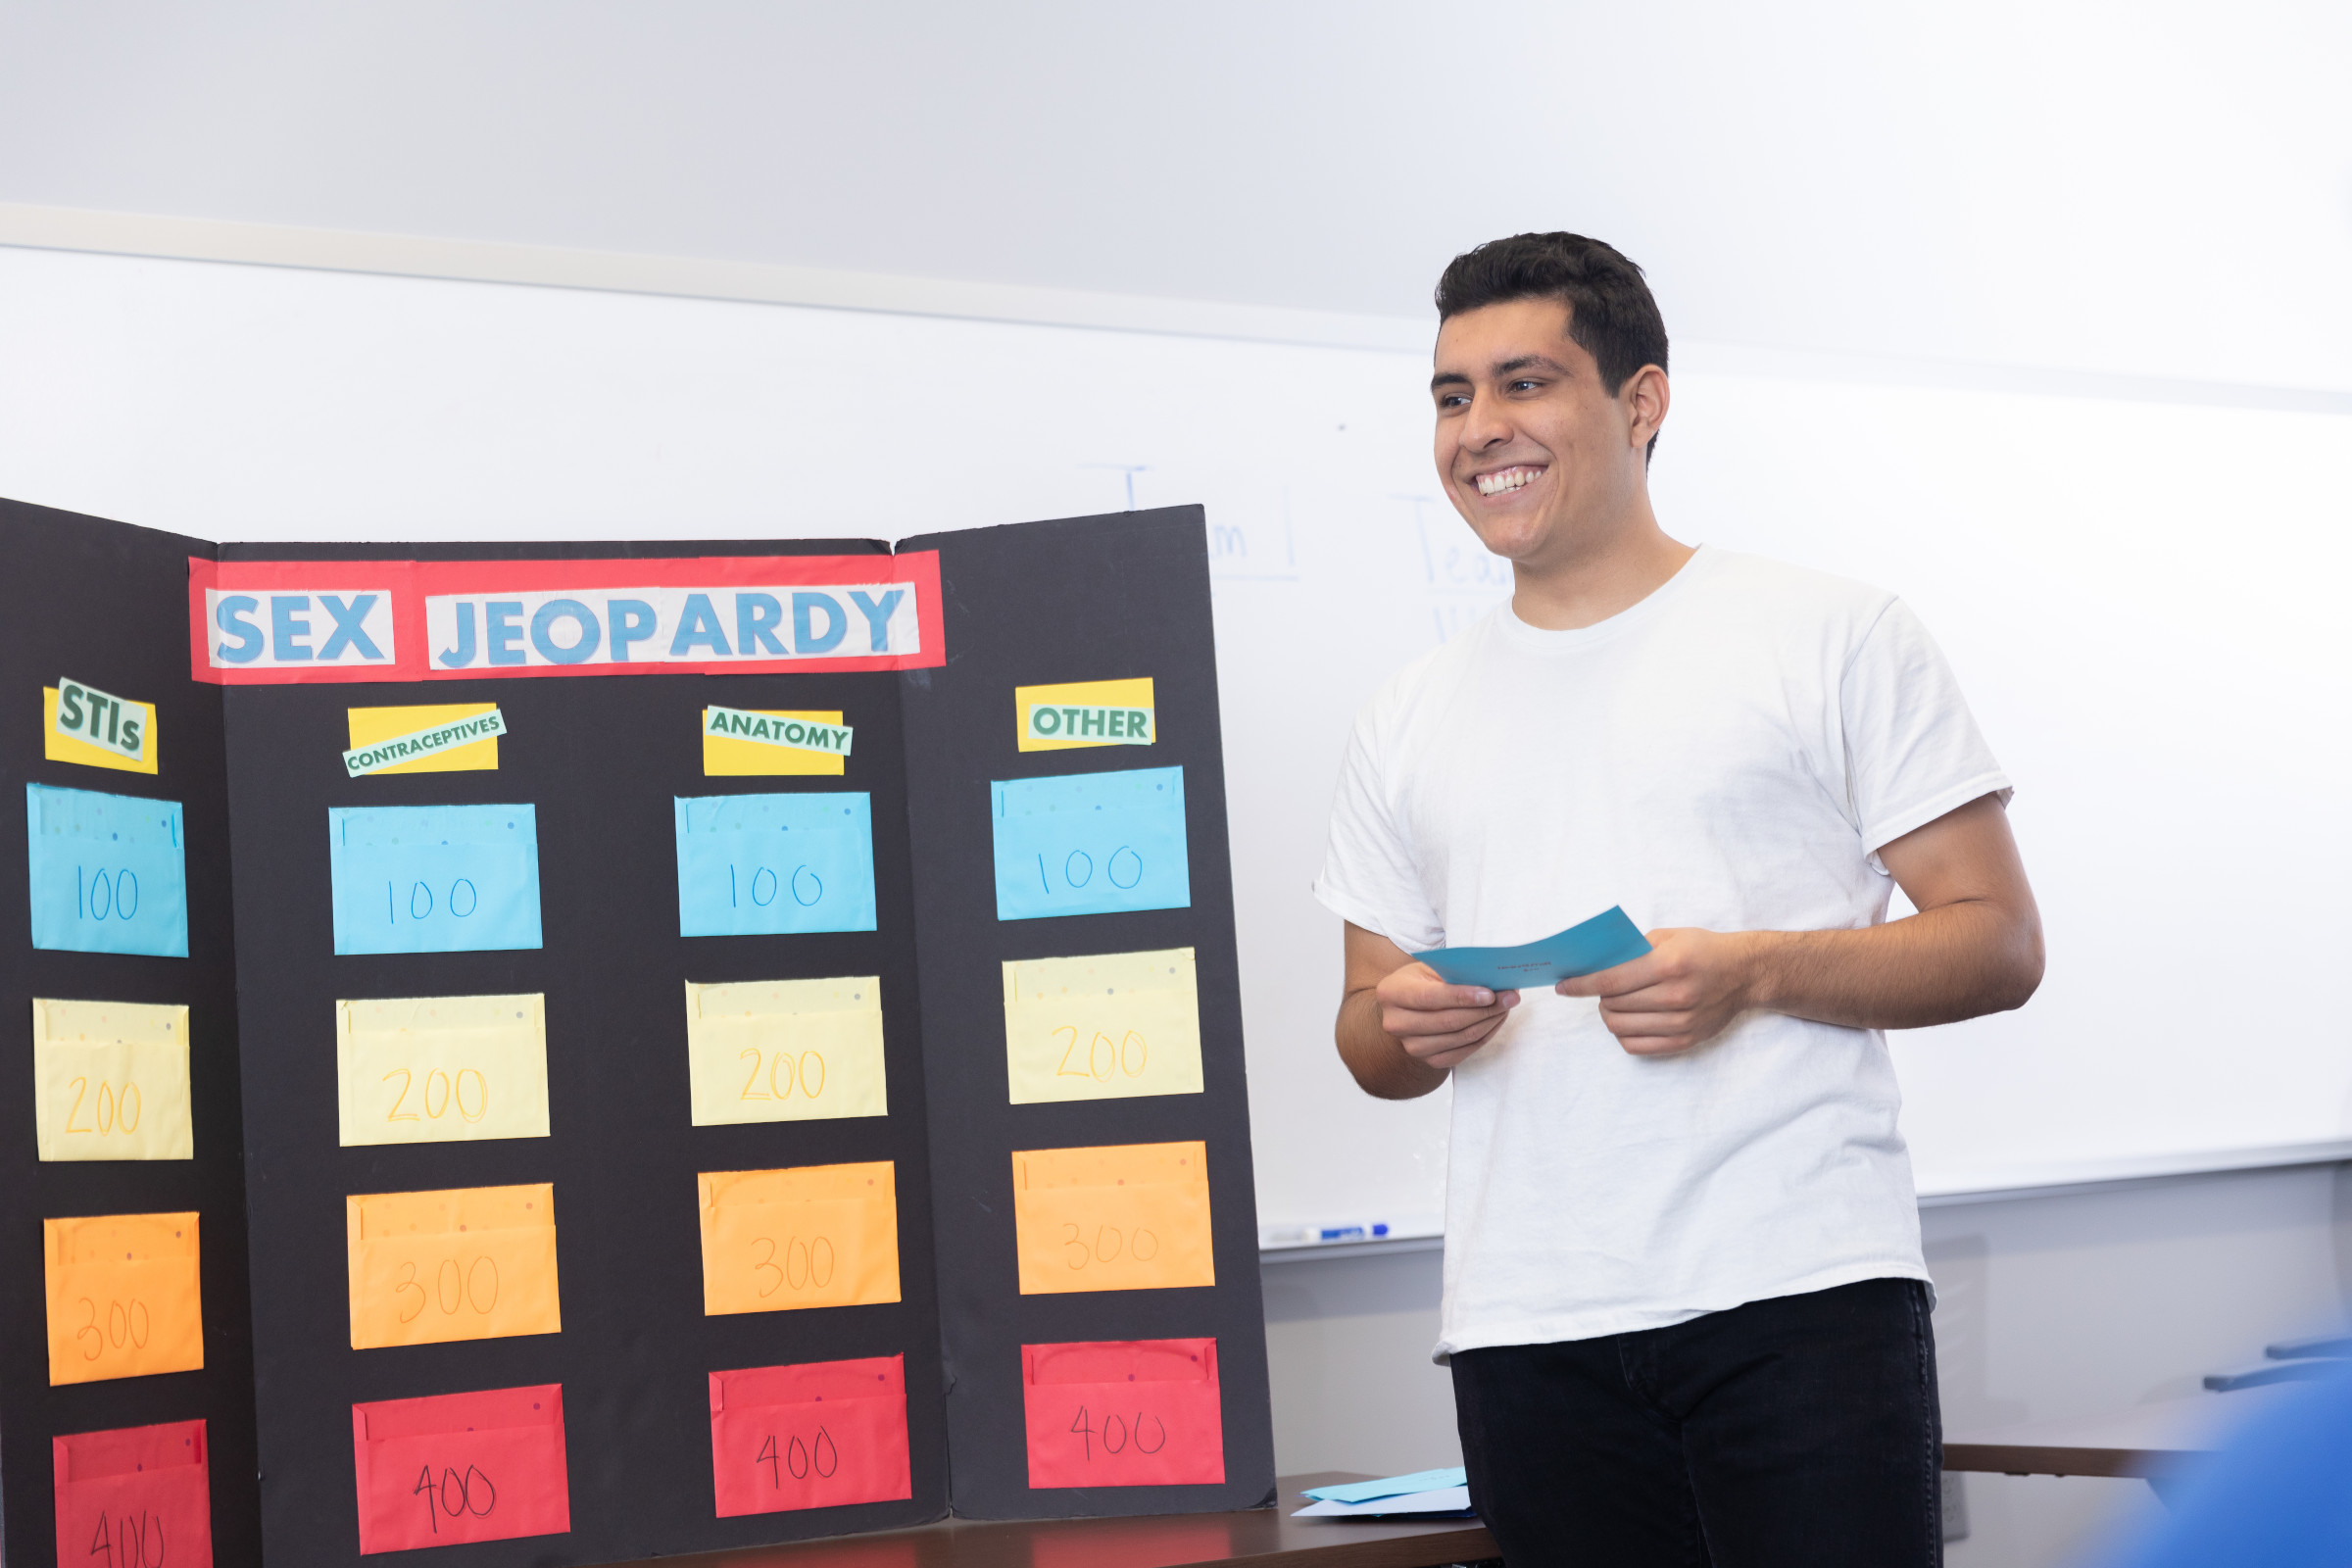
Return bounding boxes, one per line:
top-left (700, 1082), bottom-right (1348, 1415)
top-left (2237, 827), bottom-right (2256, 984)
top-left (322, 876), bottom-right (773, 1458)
top-left (1375, 961), bottom-right (1521, 1070)
top-left (1337, 921), bottom-right (1521, 1097)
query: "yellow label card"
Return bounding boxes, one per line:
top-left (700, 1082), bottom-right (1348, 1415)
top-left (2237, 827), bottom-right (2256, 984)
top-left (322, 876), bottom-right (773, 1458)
top-left (346, 1183), bottom-right (561, 1349)
top-left (684, 977), bottom-right (886, 1126)
top-left (346, 703), bottom-right (500, 775)
top-left (699, 1163), bottom-right (900, 1316)
top-left (44, 686), bottom-right (159, 775)
top-left (1002, 949), bottom-right (1202, 1104)
top-left (45, 1212), bottom-right (203, 1385)
top-left (1012, 1142), bottom-right (1214, 1296)
top-left (704, 710), bottom-right (849, 776)
top-left (31, 999), bottom-right (194, 1161)
top-left (1014, 679), bottom-right (1154, 753)
top-left (336, 994), bottom-right (550, 1147)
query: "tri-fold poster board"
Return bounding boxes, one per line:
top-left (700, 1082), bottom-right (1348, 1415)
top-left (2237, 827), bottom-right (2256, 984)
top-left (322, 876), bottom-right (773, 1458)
top-left (0, 498), bottom-right (1273, 1565)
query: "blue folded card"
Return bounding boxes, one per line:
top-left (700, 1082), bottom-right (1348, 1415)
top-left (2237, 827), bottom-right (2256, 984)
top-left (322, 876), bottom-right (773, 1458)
top-left (1412, 906), bottom-right (1651, 990)
top-left (26, 783), bottom-right (189, 958)
top-left (329, 804), bottom-right (544, 956)
top-left (674, 791), bottom-right (877, 936)
top-left (1302, 1466), bottom-right (1469, 1504)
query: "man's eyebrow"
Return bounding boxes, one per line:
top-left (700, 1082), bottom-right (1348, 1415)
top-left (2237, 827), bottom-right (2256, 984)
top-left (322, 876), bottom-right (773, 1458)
top-left (1429, 354), bottom-right (1572, 393)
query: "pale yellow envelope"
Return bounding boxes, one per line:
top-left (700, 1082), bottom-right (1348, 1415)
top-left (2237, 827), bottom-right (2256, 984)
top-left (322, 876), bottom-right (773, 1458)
top-left (703, 710), bottom-right (848, 776)
top-left (44, 688), bottom-right (160, 775)
top-left (346, 1183), bottom-right (561, 1349)
top-left (685, 976), bottom-right (886, 1126)
top-left (32, 999), bottom-right (193, 1161)
top-left (1012, 1142), bottom-right (1214, 1296)
top-left (336, 994), bottom-right (550, 1146)
top-left (1014, 678), bottom-right (1154, 752)
top-left (1002, 948), bottom-right (1202, 1104)
top-left (346, 703), bottom-right (500, 775)
top-left (699, 1163), bottom-right (901, 1315)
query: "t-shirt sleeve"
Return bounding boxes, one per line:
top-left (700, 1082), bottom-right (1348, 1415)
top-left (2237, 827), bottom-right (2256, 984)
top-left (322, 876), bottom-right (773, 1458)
top-left (1312, 705), bottom-right (1446, 953)
top-left (1840, 598), bottom-right (2014, 871)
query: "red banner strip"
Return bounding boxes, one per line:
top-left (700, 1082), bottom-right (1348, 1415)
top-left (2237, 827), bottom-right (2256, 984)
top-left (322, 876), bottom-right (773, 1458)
top-left (188, 553), bottom-right (946, 684)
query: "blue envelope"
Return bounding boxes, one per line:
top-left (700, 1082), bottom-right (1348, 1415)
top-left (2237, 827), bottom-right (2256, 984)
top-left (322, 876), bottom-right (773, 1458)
top-left (1412, 906), bottom-right (1651, 990)
top-left (991, 765), bottom-right (1191, 921)
top-left (26, 783), bottom-right (189, 957)
top-left (674, 791), bottom-right (876, 936)
top-left (329, 804), bottom-right (543, 956)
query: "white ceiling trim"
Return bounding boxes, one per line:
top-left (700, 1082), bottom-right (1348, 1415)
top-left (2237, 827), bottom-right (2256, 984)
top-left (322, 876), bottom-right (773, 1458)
top-left (1679, 340), bottom-right (2352, 418)
top-left (0, 199), bottom-right (1433, 355)
top-left (6, 200), bottom-right (2348, 417)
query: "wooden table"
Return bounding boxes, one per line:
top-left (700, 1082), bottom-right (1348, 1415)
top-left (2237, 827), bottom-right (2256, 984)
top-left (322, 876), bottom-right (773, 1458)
top-left (1944, 1388), bottom-right (2289, 1481)
top-left (620, 1474), bottom-right (1497, 1568)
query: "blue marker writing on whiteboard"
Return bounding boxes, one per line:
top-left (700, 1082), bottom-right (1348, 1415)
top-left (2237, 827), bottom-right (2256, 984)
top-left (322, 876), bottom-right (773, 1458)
top-left (1260, 1222), bottom-right (1399, 1247)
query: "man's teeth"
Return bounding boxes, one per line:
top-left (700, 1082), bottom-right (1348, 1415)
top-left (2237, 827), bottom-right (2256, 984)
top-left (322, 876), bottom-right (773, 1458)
top-left (1476, 467), bottom-right (1541, 497)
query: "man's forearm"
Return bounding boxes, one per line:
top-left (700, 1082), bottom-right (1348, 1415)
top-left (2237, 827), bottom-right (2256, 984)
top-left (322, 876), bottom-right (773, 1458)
top-left (1744, 897), bottom-right (2043, 1031)
top-left (1336, 986), bottom-right (1451, 1100)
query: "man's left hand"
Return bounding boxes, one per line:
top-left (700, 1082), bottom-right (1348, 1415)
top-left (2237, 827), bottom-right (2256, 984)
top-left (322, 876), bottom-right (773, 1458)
top-left (1557, 927), bottom-right (1761, 1055)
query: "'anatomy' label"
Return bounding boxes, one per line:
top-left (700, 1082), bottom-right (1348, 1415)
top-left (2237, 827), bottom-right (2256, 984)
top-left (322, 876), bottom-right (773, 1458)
top-left (704, 706), bottom-right (854, 756)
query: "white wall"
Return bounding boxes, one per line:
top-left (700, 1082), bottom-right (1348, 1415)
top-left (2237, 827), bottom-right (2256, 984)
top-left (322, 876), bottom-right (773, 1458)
top-left (1263, 1162), bottom-right (2352, 1565)
top-left (8, 246), bottom-right (2349, 1236)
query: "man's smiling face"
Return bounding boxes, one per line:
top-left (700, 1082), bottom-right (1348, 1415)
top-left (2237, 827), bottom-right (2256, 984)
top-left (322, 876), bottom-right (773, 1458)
top-left (1431, 296), bottom-right (1656, 570)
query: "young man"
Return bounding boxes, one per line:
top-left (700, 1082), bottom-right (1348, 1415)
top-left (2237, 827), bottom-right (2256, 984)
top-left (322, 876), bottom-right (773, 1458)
top-left (1314, 233), bottom-right (2043, 1566)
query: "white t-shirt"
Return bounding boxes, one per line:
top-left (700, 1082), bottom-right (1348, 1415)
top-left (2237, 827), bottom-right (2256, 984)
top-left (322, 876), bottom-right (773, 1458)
top-left (1314, 546), bottom-right (2011, 1357)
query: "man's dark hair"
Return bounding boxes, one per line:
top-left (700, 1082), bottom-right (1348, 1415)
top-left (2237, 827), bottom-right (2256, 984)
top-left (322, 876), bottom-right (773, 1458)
top-left (1436, 233), bottom-right (1669, 457)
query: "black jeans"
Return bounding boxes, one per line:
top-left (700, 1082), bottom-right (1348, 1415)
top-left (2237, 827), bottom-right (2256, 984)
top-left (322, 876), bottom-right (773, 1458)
top-left (1450, 1277), bottom-right (1941, 1568)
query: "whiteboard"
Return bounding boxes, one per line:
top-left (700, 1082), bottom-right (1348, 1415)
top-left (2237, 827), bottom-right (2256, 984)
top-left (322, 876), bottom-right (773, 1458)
top-left (1, 244), bottom-right (2345, 1239)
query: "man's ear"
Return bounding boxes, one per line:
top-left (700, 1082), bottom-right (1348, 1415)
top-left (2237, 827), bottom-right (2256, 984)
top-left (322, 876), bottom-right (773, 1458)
top-left (1623, 364), bottom-right (1670, 454)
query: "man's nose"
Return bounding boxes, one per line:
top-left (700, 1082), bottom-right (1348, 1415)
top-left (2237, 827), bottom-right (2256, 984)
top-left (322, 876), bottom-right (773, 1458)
top-left (1463, 387), bottom-right (1514, 448)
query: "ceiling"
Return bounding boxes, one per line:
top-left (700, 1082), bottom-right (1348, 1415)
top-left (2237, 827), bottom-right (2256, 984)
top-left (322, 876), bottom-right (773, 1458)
top-left (4, 0), bottom-right (2348, 391)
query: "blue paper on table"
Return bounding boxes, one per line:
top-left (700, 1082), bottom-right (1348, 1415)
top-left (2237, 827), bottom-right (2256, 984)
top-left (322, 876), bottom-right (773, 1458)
top-left (329, 804), bottom-right (543, 956)
top-left (1292, 1485), bottom-right (1474, 1519)
top-left (1301, 1467), bottom-right (1469, 1504)
top-left (1412, 906), bottom-right (1651, 990)
top-left (675, 791), bottom-right (876, 936)
top-left (26, 783), bottom-right (189, 957)
top-left (991, 765), bottom-right (1191, 921)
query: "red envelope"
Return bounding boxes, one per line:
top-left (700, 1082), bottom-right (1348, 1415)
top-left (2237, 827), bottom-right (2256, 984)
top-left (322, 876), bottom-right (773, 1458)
top-left (54, 1419), bottom-right (212, 1568)
top-left (710, 1354), bottom-right (913, 1517)
top-left (351, 1383), bottom-right (569, 1554)
top-left (1021, 1338), bottom-right (1224, 1489)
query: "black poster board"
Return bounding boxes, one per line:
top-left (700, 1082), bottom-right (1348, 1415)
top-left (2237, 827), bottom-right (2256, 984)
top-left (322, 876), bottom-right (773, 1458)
top-left (901, 511), bottom-right (1273, 1518)
top-left (218, 536), bottom-right (955, 1564)
top-left (0, 499), bottom-right (263, 1567)
top-left (0, 501), bottom-right (1271, 1567)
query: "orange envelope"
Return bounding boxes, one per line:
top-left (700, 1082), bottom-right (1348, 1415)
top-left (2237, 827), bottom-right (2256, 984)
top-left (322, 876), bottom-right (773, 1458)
top-left (44, 1212), bottom-right (203, 1385)
top-left (346, 1184), bottom-right (562, 1350)
top-left (699, 1163), bottom-right (900, 1316)
top-left (1011, 1143), bottom-right (1214, 1296)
